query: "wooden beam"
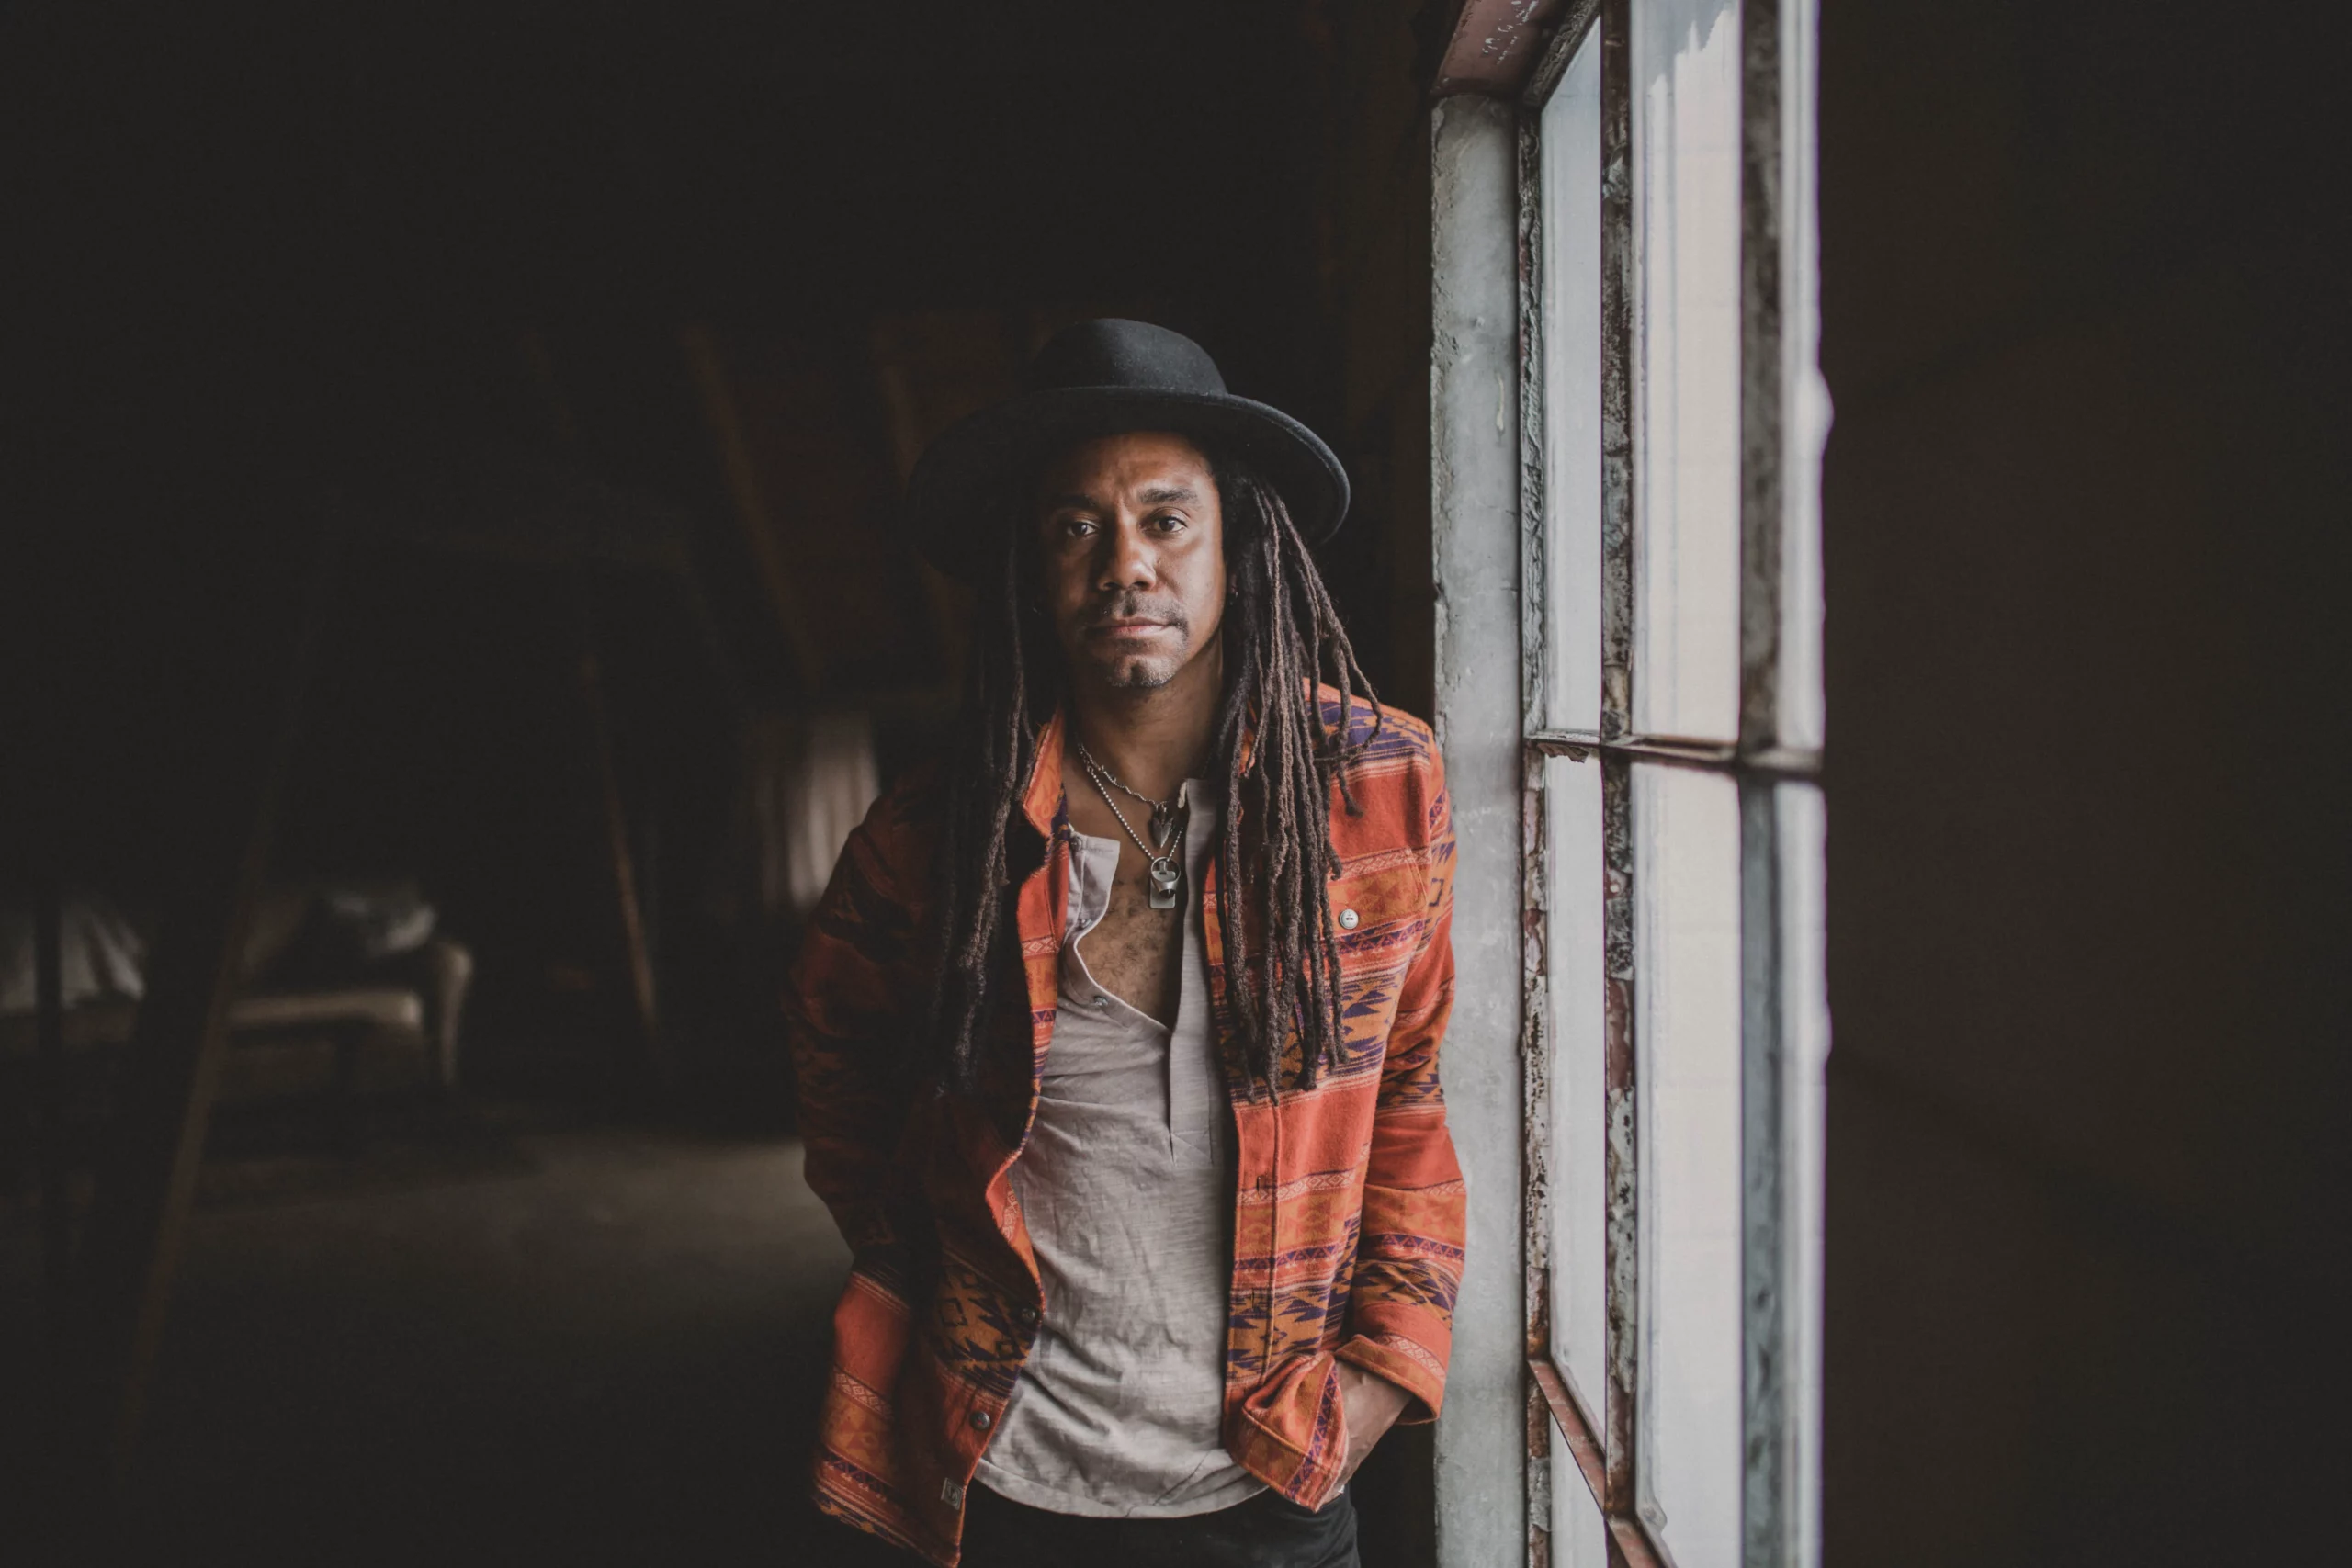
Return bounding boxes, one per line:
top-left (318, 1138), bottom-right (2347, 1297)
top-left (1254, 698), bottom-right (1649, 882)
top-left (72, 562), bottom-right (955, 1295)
top-left (35, 870), bottom-right (69, 1321)
top-left (575, 581), bottom-right (665, 1087)
top-left (49, 513), bottom-right (339, 1513)
top-left (680, 323), bottom-right (824, 694)
top-left (1432, 0), bottom-right (1574, 97)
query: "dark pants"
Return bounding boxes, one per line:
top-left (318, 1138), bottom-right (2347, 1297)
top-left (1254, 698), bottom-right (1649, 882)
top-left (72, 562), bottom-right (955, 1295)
top-left (956, 1483), bottom-right (1361, 1568)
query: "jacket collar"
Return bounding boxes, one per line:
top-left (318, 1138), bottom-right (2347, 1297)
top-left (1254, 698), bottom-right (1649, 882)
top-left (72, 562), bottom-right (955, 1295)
top-left (1020, 704), bottom-right (1070, 840)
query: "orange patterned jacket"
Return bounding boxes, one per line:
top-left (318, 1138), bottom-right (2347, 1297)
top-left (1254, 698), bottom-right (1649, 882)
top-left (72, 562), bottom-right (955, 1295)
top-left (785, 691), bottom-right (1465, 1566)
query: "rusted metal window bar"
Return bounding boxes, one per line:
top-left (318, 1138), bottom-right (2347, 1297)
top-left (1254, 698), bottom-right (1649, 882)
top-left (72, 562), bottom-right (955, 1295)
top-left (1516, 0), bottom-right (1816, 1564)
top-left (1528, 731), bottom-right (1820, 784)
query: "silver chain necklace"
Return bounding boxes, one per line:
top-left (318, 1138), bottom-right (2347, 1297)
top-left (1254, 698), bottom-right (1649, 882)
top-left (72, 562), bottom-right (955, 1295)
top-left (1075, 740), bottom-right (1179, 842)
top-left (1075, 740), bottom-right (1184, 909)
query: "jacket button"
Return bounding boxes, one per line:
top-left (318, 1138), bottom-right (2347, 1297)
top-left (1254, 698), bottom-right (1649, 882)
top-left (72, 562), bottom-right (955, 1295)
top-left (1017, 1305), bottom-right (1041, 1327)
top-left (969, 1409), bottom-right (994, 1431)
top-left (1338, 908), bottom-right (1359, 930)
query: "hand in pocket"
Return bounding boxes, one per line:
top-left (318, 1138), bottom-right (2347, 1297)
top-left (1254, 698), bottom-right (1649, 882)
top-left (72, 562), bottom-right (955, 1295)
top-left (1334, 1361), bottom-right (1410, 1484)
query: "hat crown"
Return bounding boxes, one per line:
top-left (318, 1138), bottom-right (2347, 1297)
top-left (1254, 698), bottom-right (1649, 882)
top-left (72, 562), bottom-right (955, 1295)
top-left (1022, 319), bottom-right (1227, 398)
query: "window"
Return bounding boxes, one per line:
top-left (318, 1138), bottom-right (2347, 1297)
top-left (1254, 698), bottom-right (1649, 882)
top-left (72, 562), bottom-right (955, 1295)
top-left (1518, 4), bottom-right (1826, 1567)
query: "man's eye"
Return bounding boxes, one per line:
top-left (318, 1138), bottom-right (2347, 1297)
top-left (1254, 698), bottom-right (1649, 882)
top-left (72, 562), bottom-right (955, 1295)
top-left (1153, 513), bottom-right (1188, 532)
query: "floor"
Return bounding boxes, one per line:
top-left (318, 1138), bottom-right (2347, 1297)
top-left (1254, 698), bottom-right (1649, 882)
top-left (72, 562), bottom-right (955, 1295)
top-left (5, 1101), bottom-right (1436, 1567)
top-left (6, 1113), bottom-right (876, 1565)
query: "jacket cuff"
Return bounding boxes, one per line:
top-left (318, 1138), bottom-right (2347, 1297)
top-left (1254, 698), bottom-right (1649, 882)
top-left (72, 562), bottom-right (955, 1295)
top-left (1226, 1355), bottom-right (1353, 1511)
top-left (1335, 1330), bottom-right (1448, 1426)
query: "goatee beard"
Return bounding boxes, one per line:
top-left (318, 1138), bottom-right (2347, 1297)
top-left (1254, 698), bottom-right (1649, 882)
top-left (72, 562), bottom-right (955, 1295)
top-left (1100, 656), bottom-right (1179, 690)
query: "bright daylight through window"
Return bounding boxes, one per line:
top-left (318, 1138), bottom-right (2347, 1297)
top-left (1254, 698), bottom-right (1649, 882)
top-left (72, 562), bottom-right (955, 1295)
top-left (1517, 2), bottom-right (1826, 1566)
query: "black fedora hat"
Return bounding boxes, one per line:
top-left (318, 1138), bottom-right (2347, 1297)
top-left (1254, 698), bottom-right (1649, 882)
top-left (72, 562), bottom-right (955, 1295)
top-left (903, 319), bottom-right (1350, 581)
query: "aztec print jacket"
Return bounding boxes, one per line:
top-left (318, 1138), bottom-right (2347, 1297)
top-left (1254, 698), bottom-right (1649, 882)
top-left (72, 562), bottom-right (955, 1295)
top-left (785, 690), bottom-right (1465, 1566)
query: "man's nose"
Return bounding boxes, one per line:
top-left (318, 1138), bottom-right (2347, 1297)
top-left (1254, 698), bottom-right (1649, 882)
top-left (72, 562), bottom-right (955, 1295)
top-left (1094, 519), bottom-right (1155, 592)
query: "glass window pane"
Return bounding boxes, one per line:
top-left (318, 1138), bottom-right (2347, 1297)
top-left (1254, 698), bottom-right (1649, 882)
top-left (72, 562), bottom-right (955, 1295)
top-left (1779, 361), bottom-right (1828, 751)
top-left (1541, 25), bottom-right (1604, 733)
top-left (1634, 762), bottom-right (1741, 1566)
top-left (1632, 0), bottom-right (1742, 741)
top-left (1553, 1448), bottom-right (1611, 1568)
top-left (1544, 753), bottom-right (1605, 1407)
top-left (1779, 780), bottom-right (1828, 1565)
top-left (1778, 0), bottom-right (1826, 752)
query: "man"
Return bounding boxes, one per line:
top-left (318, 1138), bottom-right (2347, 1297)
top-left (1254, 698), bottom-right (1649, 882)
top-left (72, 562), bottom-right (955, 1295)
top-left (787, 320), bottom-right (1464, 1568)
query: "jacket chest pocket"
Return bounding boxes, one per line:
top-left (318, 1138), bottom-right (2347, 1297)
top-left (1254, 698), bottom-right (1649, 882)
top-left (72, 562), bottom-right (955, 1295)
top-left (1327, 852), bottom-right (1429, 950)
top-left (1324, 853), bottom-right (1430, 1036)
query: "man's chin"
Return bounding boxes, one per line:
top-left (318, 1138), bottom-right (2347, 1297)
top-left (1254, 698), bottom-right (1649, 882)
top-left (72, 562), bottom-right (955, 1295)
top-left (1088, 655), bottom-right (1181, 690)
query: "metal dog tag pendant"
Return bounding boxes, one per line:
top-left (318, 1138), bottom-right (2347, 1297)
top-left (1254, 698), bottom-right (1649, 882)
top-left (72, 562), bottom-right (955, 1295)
top-left (1148, 857), bottom-right (1182, 909)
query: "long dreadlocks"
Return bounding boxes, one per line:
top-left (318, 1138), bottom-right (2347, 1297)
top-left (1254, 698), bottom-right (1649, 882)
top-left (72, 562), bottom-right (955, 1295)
top-left (921, 452), bottom-right (1380, 1099)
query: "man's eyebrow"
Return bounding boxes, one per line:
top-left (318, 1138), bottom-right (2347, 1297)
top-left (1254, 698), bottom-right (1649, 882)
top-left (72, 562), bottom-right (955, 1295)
top-left (1041, 483), bottom-right (1202, 512)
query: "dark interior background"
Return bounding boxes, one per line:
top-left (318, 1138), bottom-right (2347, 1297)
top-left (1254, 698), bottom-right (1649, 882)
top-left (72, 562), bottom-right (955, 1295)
top-left (1, 0), bottom-right (1435, 1100)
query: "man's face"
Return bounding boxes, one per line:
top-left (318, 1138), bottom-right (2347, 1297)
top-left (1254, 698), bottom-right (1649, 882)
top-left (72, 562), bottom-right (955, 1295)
top-left (1033, 430), bottom-right (1227, 692)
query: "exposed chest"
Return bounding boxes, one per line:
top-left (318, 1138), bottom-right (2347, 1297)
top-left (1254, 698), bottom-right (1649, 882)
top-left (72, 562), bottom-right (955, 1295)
top-left (1060, 780), bottom-right (1212, 1030)
top-left (1075, 866), bottom-right (1186, 1025)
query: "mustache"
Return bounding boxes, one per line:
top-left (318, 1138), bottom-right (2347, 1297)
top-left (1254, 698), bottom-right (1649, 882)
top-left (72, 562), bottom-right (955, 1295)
top-left (1084, 595), bottom-right (1189, 630)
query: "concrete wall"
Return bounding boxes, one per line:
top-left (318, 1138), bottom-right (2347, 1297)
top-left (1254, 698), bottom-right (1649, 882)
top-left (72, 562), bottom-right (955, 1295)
top-left (1427, 92), bottom-right (1529, 1568)
top-left (1819, 4), bottom-right (2352, 1562)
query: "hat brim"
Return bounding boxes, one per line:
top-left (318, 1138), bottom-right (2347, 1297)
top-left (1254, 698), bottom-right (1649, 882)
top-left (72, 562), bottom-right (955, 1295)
top-left (902, 386), bottom-right (1349, 582)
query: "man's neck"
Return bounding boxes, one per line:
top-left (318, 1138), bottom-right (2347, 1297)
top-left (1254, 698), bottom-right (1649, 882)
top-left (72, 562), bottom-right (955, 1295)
top-left (1065, 649), bottom-right (1222, 801)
